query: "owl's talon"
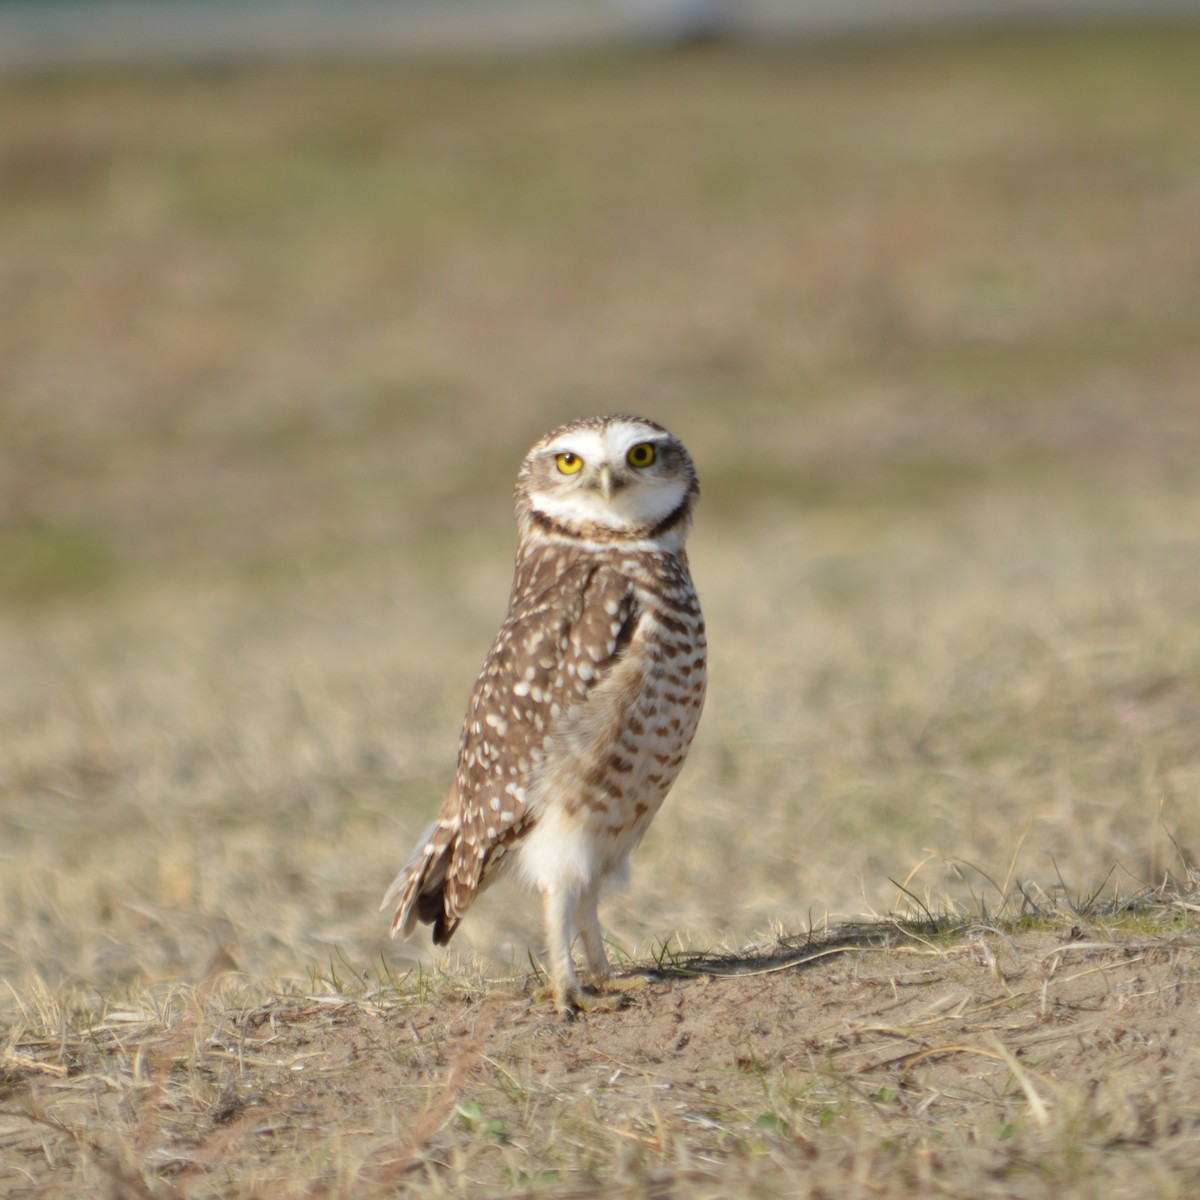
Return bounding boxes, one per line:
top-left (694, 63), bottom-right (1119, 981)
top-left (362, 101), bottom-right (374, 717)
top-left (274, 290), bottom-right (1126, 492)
top-left (528, 982), bottom-right (582, 1018)
top-left (529, 980), bottom-right (634, 1016)
top-left (567, 985), bottom-right (634, 1014)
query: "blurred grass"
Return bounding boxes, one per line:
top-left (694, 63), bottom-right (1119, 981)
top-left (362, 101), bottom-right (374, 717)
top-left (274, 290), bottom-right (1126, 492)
top-left (3, 28), bottom-right (1199, 583)
top-left (0, 521), bottom-right (119, 603)
top-left (1, 23), bottom-right (1199, 1002)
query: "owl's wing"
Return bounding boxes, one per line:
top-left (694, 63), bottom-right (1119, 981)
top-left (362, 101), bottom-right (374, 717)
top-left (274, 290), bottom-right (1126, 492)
top-left (382, 555), bottom-right (638, 944)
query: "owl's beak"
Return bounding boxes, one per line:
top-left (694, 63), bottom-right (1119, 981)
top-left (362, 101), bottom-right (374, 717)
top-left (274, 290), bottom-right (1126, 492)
top-left (598, 464), bottom-right (614, 502)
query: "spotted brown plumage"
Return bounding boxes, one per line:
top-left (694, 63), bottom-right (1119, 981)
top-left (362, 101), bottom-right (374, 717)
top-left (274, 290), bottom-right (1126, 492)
top-left (381, 415), bottom-right (706, 1014)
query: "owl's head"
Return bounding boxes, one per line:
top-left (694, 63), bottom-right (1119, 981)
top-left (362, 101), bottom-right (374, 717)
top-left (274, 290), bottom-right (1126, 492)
top-left (515, 415), bottom-right (699, 547)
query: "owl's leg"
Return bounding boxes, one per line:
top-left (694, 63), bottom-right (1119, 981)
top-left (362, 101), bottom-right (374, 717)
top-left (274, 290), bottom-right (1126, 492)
top-left (573, 875), bottom-right (655, 997)
top-left (573, 882), bottom-right (612, 985)
top-left (541, 886), bottom-right (581, 1015)
top-left (539, 886), bottom-right (632, 1016)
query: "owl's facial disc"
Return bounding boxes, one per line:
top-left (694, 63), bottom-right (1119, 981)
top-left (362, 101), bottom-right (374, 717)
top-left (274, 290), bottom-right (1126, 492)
top-left (527, 423), bottom-right (691, 535)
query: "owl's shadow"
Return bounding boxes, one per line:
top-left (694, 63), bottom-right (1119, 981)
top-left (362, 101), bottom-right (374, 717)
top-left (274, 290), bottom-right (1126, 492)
top-left (640, 919), bottom-right (959, 981)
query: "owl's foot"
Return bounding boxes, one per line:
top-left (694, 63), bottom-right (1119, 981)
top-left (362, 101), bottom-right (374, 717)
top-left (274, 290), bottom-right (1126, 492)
top-left (529, 980), bottom-right (636, 1019)
top-left (586, 968), bottom-right (661, 994)
top-left (564, 982), bottom-right (636, 1018)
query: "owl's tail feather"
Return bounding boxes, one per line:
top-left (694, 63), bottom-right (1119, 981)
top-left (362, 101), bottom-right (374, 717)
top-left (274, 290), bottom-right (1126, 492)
top-left (380, 815), bottom-right (460, 944)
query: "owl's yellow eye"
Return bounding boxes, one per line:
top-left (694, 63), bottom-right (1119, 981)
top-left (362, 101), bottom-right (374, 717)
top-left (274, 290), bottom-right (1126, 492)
top-left (626, 442), bottom-right (656, 468)
top-left (556, 452), bottom-right (584, 475)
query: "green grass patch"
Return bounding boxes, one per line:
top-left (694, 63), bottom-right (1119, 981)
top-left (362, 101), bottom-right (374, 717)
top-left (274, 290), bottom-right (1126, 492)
top-left (0, 521), bottom-right (120, 605)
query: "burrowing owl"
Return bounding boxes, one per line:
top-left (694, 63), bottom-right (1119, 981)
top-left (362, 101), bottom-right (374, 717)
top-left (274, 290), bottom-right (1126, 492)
top-left (381, 414), bottom-right (706, 1015)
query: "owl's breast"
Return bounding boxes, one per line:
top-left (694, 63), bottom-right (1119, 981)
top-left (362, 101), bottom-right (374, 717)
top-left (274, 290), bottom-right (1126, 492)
top-left (521, 563), bottom-right (706, 874)
top-left (614, 593), bottom-right (707, 828)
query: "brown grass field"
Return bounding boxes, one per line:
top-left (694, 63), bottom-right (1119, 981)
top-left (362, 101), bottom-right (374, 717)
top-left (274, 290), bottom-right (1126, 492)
top-left (3, 24), bottom-right (1200, 1197)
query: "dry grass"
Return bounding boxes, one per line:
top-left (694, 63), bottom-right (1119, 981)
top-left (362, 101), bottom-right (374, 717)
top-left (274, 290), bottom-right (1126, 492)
top-left (5, 896), bottom-right (1200, 1198)
top-left (3, 23), bottom-right (1200, 1197)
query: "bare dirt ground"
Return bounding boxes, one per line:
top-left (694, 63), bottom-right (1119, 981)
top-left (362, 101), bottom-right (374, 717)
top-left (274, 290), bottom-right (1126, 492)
top-left (6, 910), bottom-right (1200, 1197)
top-left (3, 25), bottom-right (1200, 1198)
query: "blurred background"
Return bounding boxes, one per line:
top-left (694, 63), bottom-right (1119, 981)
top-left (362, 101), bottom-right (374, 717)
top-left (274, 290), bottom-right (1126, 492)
top-left (2, 2), bottom-right (1199, 996)
top-left (5, 0), bottom-right (1200, 67)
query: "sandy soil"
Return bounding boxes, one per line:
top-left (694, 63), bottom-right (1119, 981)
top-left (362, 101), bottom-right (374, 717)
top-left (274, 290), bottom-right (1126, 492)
top-left (6, 919), bottom-right (1198, 1197)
